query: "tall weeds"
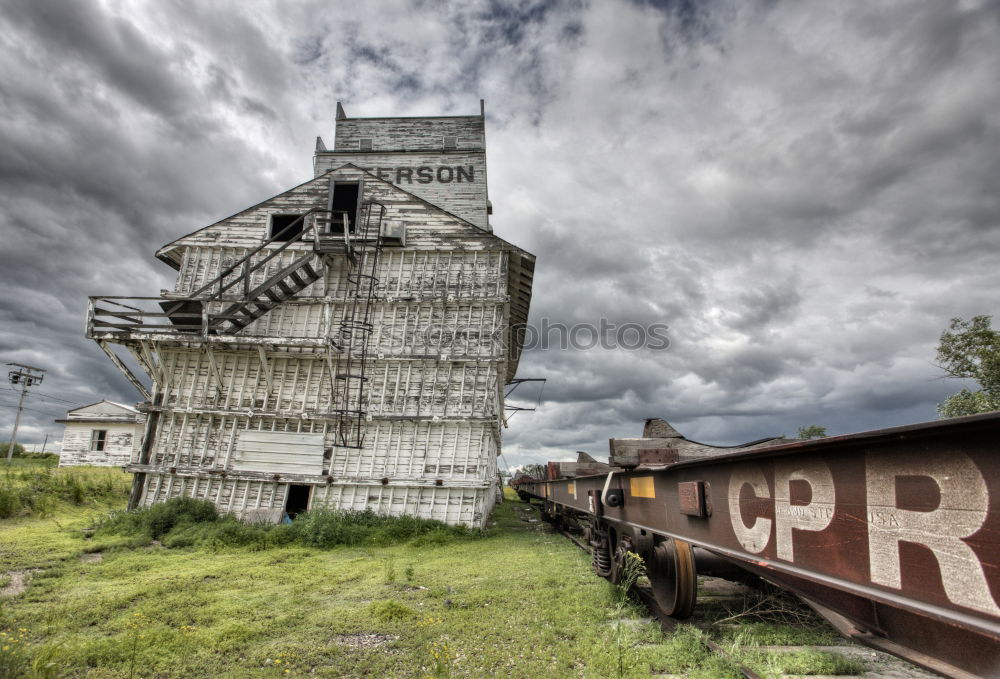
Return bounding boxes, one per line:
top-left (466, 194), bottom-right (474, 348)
top-left (611, 551), bottom-right (646, 679)
top-left (94, 497), bottom-right (484, 550)
top-left (0, 467), bottom-right (127, 519)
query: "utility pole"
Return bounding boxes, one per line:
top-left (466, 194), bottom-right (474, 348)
top-left (5, 363), bottom-right (45, 463)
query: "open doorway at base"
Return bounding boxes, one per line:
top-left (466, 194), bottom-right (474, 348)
top-left (284, 484), bottom-right (312, 520)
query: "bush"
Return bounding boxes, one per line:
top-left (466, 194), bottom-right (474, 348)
top-left (288, 508), bottom-right (480, 548)
top-left (95, 498), bottom-right (484, 551)
top-left (0, 442), bottom-right (26, 458)
top-left (0, 443), bottom-right (59, 462)
top-left (96, 497), bottom-right (219, 540)
top-left (368, 600), bottom-right (416, 622)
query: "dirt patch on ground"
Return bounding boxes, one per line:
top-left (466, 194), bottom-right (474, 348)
top-left (0, 569), bottom-right (41, 597)
top-left (81, 552), bottom-right (104, 563)
top-left (333, 633), bottom-right (398, 649)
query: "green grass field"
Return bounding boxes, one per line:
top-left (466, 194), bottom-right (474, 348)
top-left (1, 462), bottom-right (861, 679)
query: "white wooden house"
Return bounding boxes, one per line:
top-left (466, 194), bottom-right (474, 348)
top-left (56, 400), bottom-right (144, 467)
top-left (86, 102), bottom-right (534, 527)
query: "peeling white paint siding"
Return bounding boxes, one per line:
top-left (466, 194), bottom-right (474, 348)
top-left (125, 109), bottom-right (533, 528)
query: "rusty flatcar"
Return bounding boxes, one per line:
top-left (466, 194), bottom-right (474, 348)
top-left (515, 413), bottom-right (1000, 679)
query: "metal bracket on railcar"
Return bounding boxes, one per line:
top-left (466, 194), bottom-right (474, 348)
top-left (600, 471), bottom-right (622, 508)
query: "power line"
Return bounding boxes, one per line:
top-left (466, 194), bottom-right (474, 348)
top-left (0, 386), bottom-right (88, 406)
top-left (0, 403), bottom-right (65, 417)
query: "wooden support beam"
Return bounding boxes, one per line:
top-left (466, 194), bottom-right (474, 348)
top-left (138, 339), bottom-right (164, 386)
top-left (204, 345), bottom-right (226, 390)
top-left (257, 345), bottom-right (274, 392)
top-left (128, 390), bottom-right (162, 509)
top-left (97, 340), bottom-right (151, 399)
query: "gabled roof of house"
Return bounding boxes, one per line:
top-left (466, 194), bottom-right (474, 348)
top-left (68, 400), bottom-right (140, 414)
top-left (55, 400), bottom-right (144, 425)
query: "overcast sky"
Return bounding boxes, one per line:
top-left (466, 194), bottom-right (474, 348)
top-left (1, 0), bottom-right (998, 468)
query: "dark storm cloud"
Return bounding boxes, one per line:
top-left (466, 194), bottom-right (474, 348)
top-left (4, 0), bottom-right (192, 119)
top-left (0, 0), bottom-right (996, 466)
top-left (0, 0), bottom-right (312, 446)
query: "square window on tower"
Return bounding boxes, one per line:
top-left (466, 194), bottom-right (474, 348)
top-left (269, 214), bottom-right (305, 241)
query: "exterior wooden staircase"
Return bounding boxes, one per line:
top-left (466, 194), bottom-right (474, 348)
top-left (160, 208), bottom-right (328, 334)
top-left (211, 252), bottom-right (323, 334)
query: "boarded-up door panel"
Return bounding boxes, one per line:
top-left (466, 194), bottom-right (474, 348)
top-left (232, 431), bottom-right (324, 475)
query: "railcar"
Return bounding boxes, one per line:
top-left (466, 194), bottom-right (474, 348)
top-left (515, 413), bottom-right (1000, 679)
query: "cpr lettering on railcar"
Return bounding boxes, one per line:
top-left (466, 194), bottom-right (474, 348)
top-left (728, 464), bottom-right (772, 554)
top-left (866, 450), bottom-right (1000, 616)
top-left (727, 451), bottom-right (1000, 616)
top-left (774, 460), bottom-right (835, 562)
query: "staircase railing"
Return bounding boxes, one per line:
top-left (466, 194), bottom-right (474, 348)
top-left (88, 201), bottom-right (389, 339)
top-left (189, 207), bottom-right (328, 303)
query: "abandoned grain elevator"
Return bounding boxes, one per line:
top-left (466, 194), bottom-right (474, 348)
top-left (87, 102), bottom-right (535, 527)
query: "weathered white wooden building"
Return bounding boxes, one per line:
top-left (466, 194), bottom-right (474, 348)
top-left (87, 102), bottom-right (534, 527)
top-left (56, 400), bottom-right (144, 467)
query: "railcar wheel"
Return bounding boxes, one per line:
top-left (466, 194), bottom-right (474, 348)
top-left (540, 502), bottom-right (555, 523)
top-left (609, 537), bottom-right (634, 585)
top-left (647, 538), bottom-right (697, 618)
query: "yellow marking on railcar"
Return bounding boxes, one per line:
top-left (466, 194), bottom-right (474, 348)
top-left (630, 476), bottom-right (656, 499)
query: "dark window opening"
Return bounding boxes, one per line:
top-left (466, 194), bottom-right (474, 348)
top-left (443, 136), bottom-right (457, 149)
top-left (327, 183), bottom-right (360, 235)
top-left (91, 430), bottom-right (107, 452)
top-left (270, 214), bottom-right (305, 241)
top-left (284, 484), bottom-right (311, 519)
top-left (358, 138), bottom-right (372, 151)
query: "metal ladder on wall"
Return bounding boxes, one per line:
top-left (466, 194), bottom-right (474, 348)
top-left (323, 200), bottom-right (386, 449)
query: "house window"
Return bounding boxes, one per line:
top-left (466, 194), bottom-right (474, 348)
top-left (358, 138), bottom-right (372, 151)
top-left (91, 430), bottom-right (107, 452)
top-left (269, 214), bottom-right (305, 241)
top-left (443, 136), bottom-right (457, 150)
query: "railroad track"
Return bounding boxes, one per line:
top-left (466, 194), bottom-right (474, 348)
top-left (516, 502), bottom-right (940, 679)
